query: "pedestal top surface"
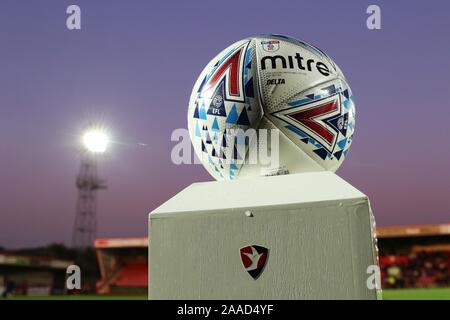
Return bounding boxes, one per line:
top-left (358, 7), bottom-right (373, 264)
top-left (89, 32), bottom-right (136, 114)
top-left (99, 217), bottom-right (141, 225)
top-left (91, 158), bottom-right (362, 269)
top-left (151, 172), bottom-right (366, 216)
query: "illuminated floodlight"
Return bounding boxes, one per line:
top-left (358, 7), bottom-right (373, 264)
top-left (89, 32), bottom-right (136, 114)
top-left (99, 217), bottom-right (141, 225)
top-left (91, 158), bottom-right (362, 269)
top-left (82, 128), bottom-right (109, 153)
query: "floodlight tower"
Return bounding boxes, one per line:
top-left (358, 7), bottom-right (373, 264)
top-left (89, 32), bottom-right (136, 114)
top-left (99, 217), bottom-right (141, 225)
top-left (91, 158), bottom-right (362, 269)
top-left (72, 128), bottom-right (109, 249)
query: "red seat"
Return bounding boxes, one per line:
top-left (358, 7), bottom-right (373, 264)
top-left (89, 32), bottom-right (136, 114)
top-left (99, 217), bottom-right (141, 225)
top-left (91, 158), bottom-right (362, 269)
top-left (114, 263), bottom-right (148, 287)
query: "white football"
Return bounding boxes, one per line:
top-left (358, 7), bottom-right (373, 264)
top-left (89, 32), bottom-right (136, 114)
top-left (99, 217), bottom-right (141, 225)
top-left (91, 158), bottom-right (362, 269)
top-left (188, 35), bottom-right (355, 180)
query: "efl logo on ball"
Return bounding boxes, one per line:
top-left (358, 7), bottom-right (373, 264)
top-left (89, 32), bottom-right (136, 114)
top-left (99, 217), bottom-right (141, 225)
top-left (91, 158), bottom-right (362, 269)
top-left (261, 40), bottom-right (280, 52)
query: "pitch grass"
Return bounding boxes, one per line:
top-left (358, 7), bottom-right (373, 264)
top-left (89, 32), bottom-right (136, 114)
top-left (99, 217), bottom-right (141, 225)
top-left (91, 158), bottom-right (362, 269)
top-left (1, 288), bottom-right (450, 300)
top-left (382, 288), bottom-right (450, 300)
top-left (0, 294), bottom-right (147, 300)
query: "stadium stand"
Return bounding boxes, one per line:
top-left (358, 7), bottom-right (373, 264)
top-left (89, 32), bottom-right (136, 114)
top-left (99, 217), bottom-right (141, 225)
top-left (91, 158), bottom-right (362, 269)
top-left (377, 223), bottom-right (450, 289)
top-left (0, 252), bottom-right (73, 297)
top-left (115, 262), bottom-right (147, 287)
top-left (94, 238), bottom-right (147, 295)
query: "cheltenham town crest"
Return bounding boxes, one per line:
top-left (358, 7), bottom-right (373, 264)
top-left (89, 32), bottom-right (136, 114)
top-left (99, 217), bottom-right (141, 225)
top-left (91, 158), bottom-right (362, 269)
top-left (240, 245), bottom-right (269, 280)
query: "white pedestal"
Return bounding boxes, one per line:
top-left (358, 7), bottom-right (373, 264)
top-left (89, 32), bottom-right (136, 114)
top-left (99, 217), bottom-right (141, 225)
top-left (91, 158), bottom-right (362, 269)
top-left (149, 172), bottom-right (379, 299)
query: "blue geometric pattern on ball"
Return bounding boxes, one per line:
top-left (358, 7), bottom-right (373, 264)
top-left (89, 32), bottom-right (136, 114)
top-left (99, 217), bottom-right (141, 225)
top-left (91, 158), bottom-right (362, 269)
top-left (226, 105), bottom-right (238, 124)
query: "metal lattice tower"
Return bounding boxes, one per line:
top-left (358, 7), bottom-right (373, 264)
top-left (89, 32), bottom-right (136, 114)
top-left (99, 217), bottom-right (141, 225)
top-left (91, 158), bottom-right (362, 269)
top-left (72, 152), bottom-right (106, 248)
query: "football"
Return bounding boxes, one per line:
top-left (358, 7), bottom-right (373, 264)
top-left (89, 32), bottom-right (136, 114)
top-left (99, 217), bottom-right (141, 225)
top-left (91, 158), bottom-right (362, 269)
top-left (188, 35), bottom-right (355, 180)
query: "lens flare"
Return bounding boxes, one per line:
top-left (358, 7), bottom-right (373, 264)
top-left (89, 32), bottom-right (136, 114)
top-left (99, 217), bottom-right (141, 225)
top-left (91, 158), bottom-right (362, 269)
top-left (82, 129), bottom-right (109, 153)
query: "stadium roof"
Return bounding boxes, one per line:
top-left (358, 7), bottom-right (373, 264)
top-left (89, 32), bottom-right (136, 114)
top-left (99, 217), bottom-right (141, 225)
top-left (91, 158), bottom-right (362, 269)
top-left (377, 223), bottom-right (450, 238)
top-left (94, 237), bottom-right (148, 249)
top-left (0, 252), bottom-right (73, 269)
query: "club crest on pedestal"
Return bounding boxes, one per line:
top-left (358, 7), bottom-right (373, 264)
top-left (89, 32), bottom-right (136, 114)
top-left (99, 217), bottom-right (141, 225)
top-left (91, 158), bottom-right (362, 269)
top-left (239, 245), bottom-right (269, 280)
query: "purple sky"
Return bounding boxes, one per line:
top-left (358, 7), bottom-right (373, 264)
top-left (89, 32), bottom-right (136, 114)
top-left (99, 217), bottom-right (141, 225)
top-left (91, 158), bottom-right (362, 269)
top-left (1, 0), bottom-right (449, 248)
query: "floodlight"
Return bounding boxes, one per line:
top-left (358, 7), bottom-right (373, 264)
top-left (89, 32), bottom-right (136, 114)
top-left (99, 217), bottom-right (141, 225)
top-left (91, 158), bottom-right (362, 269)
top-left (82, 129), bottom-right (109, 153)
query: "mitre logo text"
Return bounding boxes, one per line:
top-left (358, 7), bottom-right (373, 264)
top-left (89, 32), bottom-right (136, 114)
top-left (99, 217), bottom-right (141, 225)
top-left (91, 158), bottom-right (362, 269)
top-left (261, 52), bottom-right (331, 76)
